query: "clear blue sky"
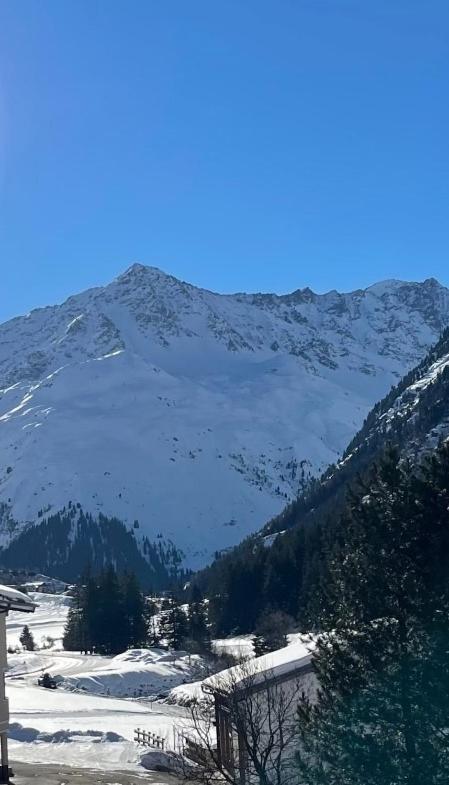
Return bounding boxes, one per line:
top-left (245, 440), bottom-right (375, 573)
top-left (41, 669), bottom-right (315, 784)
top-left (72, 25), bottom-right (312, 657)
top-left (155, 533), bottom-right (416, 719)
top-left (0, 1), bottom-right (448, 322)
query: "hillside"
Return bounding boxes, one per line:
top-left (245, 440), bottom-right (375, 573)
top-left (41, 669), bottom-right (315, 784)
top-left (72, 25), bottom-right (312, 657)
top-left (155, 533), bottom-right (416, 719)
top-left (0, 507), bottom-right (181, 589)
top-left (1, 264), bottom-right (448, 570)
top-left (264, 325), bottom-right (449, 537)
top-left (198, 327), bottom-right (449, 633)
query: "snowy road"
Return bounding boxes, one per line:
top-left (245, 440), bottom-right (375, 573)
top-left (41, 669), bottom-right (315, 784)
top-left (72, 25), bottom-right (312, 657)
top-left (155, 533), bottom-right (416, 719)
top-left (7, 651), bottom-right (111, 678)
top-left (12, 760), bottom-right (180, 784)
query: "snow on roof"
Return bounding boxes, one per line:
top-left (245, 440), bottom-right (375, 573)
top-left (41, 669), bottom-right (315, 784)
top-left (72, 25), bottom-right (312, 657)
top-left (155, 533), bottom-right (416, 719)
top-left (203, 639), bottom-right (314, 695)
top-left (0, 584), bottom-right (37, 613)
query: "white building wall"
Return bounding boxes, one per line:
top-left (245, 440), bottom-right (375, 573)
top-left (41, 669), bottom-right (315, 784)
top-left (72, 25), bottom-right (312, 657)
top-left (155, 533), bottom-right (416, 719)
top-left (0, 614), bottom-right (8, 734)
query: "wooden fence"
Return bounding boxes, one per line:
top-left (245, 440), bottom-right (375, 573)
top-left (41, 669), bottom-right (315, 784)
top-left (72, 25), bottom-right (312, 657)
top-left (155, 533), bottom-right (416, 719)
top-left (134, 728), bottom-right (166, 750)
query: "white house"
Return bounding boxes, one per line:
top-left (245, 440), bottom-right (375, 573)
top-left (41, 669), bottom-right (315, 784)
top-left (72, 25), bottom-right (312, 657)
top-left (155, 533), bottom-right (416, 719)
top-left (0, 585), bottom-right (36, 784)
top-left (201, 639), bottom-right (317, 785)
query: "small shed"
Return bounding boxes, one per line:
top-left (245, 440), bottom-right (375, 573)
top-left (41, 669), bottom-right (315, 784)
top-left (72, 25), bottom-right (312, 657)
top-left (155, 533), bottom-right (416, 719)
top-left (0, 585), bottom-right (36, 783)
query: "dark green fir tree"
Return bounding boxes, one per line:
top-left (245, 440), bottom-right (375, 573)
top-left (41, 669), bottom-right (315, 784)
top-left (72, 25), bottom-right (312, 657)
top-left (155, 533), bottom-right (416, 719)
top-left (121, 572), bottom-right (146, 647)
top-left (159, 596), bottom-right (189, 650)
top-left (253, 609), bottom-right (292, 657)
top-left (187, 585), bottom-right (211, 653)
top-left (296, 446), bottom-right (449, 785)
top-left (19, 625), bottom-right (35, 651)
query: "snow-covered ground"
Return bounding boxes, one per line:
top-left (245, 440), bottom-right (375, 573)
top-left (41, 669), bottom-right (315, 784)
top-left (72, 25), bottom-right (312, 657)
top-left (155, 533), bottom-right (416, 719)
top-left (7, 591), bottom-right (71, 650)
top-left (4, 592), bottom-right (252, 772)
top-left (5, 594), bottom-right (195, 771)
top-left (7, 676), bottom-right (194, 771)
top-left (6, 657), bottom-right (194, 771)
top-left (60, 649), bottom-right (207, 698)
top-left (212, 635), bottom-right (255, 660)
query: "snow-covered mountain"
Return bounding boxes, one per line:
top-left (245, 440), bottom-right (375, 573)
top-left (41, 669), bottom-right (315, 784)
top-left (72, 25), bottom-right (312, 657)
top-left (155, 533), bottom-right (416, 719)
top-left (260, 325), bottom-right (449, 542)
top-left (1, 264), bottom-right (448, 567)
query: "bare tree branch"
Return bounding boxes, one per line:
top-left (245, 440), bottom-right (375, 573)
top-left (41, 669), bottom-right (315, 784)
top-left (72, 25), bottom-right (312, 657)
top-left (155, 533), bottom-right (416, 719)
top-left (181, 658), bottom-right (307, 785)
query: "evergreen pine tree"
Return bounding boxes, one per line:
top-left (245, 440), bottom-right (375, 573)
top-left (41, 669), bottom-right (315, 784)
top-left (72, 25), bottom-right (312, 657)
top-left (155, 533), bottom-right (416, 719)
top-left (63, 567), bottom-right (146, 655)
top-left (19, 625), bottom-right (35, 651)
top-left (187, 585), bottom-right (211, 653)
top-left (213, 547), bottom-right (266, 635)
top-left (144, 597), bottom-right (161, 647)
top-left (62, 606), bottom-right (80, 651)
top-left (121, 572), bottom-right (146, 647)
top-left (94, 566), bottom-right (128, 655)
top-left (159, 596), bottom-right (189, 650)
top-left (253, 610), bottom-right (291, 657)
top-left (82, 571), bottom-right (99, 653)
top-left (148, 613), bottom-right (161, 648)
top-left (264, 530), bottom-right (304, 618)
top-left (63, 583), bottom-right (87, 651)
top-left (296, 446), bottom-right (449, 785)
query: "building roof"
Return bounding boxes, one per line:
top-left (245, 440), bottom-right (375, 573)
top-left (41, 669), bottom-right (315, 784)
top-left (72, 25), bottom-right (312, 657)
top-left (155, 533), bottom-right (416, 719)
top-left (203, 639), bottom-right (315, 696)
top-left (0, 584), bottom-right (37, 613)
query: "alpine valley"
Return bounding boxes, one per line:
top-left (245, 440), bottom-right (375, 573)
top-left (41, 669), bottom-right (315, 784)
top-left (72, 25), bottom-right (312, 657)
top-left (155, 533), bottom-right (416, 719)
top-left (1, 263), bottom-right (449, 579)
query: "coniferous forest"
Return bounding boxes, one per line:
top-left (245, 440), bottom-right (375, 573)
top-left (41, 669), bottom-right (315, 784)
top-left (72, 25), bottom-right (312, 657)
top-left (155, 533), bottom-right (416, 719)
top-left (63, 566), bottom-right (212, 656)
top-left (0, 507), bottom-right (187, 590)
top-left (63, 568), bottom-right (147, 654)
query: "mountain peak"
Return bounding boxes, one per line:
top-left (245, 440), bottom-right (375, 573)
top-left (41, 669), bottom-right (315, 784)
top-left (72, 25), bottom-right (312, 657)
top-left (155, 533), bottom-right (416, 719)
top-left (117, 263), bottom-right (169, 281)
top-left (422, 277), bottom-right (442, 288)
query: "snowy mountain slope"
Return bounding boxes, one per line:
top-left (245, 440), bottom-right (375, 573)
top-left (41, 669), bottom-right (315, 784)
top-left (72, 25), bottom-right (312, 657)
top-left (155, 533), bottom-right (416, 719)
top-left (342, 326), bottom-right (449, 465)
top-left (262, 327), bottom-right (449, 540)
top-left (1, 264), bottom-right (448, 568)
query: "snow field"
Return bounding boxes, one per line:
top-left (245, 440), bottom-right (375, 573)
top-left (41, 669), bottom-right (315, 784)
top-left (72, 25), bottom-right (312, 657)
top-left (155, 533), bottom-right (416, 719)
top-left (4, 592), bottom-right (202, 771)
top-left (60, 649), bottom-right (207, 698)
top-left (6, 591), bottom-right (71, 650)
top-left (7, 678), bottom-right (191, 771)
